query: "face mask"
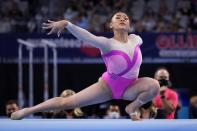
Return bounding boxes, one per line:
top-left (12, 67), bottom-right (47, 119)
top-left (158, 79), bottom-right (171, 87)
top-left (108, 111), bottom-right (120, 119)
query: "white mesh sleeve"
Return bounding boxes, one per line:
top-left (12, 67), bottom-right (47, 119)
top-left (129, 34), bottom-right (143, 45)
top-left (66, 22), bottom-right (109, 50)
top-left (136, 35), bottom-right (143, 45)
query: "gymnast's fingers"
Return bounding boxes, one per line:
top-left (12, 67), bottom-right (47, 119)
top-left (47, 27), bottom-right (56, 35)
top-left (42, 24), bottom-right (53, 30)
top-left (47, 20), bottom-right (55, 23)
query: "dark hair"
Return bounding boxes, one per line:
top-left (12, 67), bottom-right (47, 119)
top-left (105, 11), bottom-right (131, 31)
top-left (6, 100), bottom-right (18, 106)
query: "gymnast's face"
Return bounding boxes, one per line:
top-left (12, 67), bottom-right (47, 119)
top-left (110, 12), bottom-right (131, 32)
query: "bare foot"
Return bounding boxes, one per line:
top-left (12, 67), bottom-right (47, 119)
top-left (129, 112), bottom-right (141, 121)
top-left (11, 108), bottom-right (30, 120)
top-left (125, 103), bottom-right (141, 121)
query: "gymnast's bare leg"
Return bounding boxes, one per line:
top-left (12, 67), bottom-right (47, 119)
top-left (122, 77), bottom-right (160, 120)
top-left (11, 78), bottom-right (112, 119)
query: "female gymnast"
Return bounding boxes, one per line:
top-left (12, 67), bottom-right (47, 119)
top-left (11, 12), bottom-right (160, 121)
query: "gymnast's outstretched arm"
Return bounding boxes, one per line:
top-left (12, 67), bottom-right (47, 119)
top-left (42, 20), bottom-right (109, 50)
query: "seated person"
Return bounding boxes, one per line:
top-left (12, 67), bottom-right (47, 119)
top-left (189, 95), bottom-right (197, 119)
top-left (137, 101), bottom-right (165, 119)
top-left (103, 104), bottom-right (122, 119)
top-left (5, 100), bottom-right (19, 118)
top-left (42, 89), bottom-right (85, 119)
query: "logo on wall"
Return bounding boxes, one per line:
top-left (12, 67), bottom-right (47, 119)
top-left (156, 34), bottom-right (197, 58)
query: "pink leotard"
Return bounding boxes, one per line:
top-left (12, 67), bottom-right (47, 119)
top-left (66, 22), bottom-right (143, 99)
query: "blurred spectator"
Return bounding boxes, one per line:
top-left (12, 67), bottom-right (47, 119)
top-left (42, 89), bottom-right (85, 119)
top-left (103, 104), bottom-right (122, 119)
top-left (27, 18), bottom-right (37, 32)
top-left (134, 20), bottom-right (145, 33)
top-left (174, 102), bottom-right (181, 119)
top-left (86, 107), bottom-right (100, 119)
top-left (189, 95), bottom-right (197, 119)
top-left (138, 101), bottom-right (156, 119)
top-left (138, 101), bottom-right (165, 119)
top-left (75, 12), bottom-right (89, 29)
top-left (153, 67), bottom-right (179, 119)
top-left (129, 0), bottom-right (145, 21)
top-left (142, 13), bottom-right (156, 32)
top-left (0, 0), bottom-right (196, 33)
top-left (0, 17), bottom-right (12, 33)
top-left (5, 100), bottom-right (19, 118)
top-left (112, 0), bottom-right (127, 12)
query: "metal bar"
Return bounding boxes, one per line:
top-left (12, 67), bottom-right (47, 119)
top-left (18, 44), bottom-right (24, 108)
top-left (18, 39), bottom-right (35, 109)
top-left (41, 39), bottom-right (58, 97)
top-left (43, 45), bottom-right (49, 100)
top-left (41, 39), bottom-right (56, 48)
top-left (53, 48), bottom-right (58, 97)
top-left (28, 47), bottom-right (34, 107)
top-left (17, 39), bottom-right (35, 48)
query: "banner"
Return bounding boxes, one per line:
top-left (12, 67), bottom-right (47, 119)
top-left (141, 33), bottom-right (197, 63)
top-left (0, 33), bottom-right (197, 64)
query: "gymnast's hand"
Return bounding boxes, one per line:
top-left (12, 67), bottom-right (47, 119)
top-left (42, 20), bottom-right (68, 37)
